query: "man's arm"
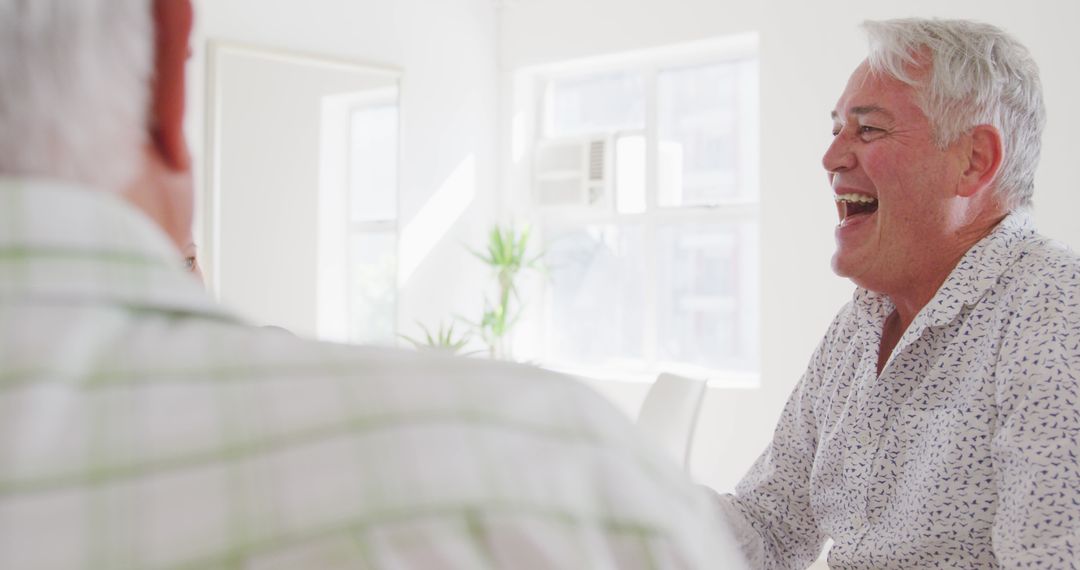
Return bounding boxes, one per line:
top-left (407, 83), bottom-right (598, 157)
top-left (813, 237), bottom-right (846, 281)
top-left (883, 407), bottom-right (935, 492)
top-left (718, 309), bottom-right (850, 569)
top-left (991, 285), bottom-right (1080, 567)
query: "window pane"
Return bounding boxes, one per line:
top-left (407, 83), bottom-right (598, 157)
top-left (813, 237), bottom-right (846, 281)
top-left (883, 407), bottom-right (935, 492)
top-left (547, 225), bottom-right (646, 366)
top-left (615, 135), bottom-right (646, 214)
top-left (656, 222), bottom-right (758, 371)
top-left (349, 105), bottom-right (398, 222)
top-left (547, 72), bottom-right (645, 137)
top-left (349, 231), bottom-right (397, 344)
top-left (657, 61), bottom-right (754, 207)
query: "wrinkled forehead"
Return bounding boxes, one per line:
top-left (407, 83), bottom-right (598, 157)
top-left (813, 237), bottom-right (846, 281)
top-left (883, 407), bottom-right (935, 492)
top-left (831, 59), bottom-right (926, 123)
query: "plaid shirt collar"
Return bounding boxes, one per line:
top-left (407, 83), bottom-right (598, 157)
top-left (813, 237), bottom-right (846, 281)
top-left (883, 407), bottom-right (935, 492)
top-left (0, 177), bottom-right (236, 323)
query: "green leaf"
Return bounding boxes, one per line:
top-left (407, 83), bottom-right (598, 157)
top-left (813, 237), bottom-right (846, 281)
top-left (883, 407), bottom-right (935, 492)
top-left (401, 320), bottom-right (474, 355)
top-left (462, 223), bottom-right (547, 360)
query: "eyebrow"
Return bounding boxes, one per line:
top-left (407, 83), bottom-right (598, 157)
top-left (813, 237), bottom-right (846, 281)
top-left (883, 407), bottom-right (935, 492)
top-left (830, 105), bottom-right (894, 121)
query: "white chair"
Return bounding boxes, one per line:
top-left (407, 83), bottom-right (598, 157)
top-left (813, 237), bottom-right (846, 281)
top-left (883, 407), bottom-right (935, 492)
top-left (635, 372), bottom-right (708, 468)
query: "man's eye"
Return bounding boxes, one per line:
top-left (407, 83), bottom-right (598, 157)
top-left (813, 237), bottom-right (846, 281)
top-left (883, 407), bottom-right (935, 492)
top-left (859, 125), bottom-right (883, 135)
top-left (184, 256), bottom-right (196, 271)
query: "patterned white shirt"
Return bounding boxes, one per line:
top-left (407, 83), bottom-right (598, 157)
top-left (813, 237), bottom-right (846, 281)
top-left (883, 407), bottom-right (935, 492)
top-left (0, 178), bottom-right (749, 569)
top-left (719, 211), bottom-right (1080, 569)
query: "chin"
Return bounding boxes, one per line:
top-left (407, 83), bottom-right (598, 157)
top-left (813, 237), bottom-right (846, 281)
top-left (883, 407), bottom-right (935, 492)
top-left (831, 254), bottom-right (874, 290)
top-left (830, 252), bottom-right (851, 278)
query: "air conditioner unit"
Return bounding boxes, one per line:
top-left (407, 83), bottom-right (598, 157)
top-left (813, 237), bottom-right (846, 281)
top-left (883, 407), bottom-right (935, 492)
top-left (532, 137), bottom-right (613, 210)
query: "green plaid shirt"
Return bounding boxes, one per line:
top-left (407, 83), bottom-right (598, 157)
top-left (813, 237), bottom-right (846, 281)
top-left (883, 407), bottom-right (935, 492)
top-left (0, 178), bottom-right (747, 569)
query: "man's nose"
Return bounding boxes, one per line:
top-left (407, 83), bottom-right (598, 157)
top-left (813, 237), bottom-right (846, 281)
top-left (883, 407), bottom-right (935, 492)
top-left (822, 131), bottom-right (855, 173)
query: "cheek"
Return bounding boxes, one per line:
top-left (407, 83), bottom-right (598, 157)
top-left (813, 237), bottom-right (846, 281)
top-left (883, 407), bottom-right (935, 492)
top-left (862, 151), bottom-right (930, 201)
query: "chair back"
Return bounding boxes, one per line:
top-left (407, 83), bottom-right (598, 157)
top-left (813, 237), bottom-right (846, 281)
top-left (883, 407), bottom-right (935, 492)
top-left (635, 372), bottom-right (708, 468)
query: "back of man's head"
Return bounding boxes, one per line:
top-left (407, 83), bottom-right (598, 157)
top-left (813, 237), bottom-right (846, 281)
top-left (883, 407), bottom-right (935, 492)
top-left (862, 18), bottom-right (1045, 209)
top-left (0, 0), bottom-right (153, 193)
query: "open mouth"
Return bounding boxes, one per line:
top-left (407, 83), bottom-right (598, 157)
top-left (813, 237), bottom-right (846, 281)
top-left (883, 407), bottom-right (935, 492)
top-left (835, 193), bottom-right (878, 225)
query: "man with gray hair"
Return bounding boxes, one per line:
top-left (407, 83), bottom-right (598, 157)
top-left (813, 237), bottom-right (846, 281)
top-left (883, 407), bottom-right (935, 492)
top-left (0, 1), bottom-right (751, 568)
top-left (719, 18), bottom-right (1079, 569)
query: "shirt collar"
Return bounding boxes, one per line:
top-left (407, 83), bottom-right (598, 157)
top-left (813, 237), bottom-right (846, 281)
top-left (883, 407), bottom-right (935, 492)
top-left (0, 177), bottom-right (236, 322)
top-left (917, 210), bottom-right (1036, 328)
top-left (852, 209), bottom-right (1038, 332)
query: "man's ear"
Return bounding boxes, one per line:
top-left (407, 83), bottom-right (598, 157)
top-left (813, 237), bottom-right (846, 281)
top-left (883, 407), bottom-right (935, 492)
top-left (150, 0), bottom-right (194, 171)
top-left (957, 124), bottom-right (1003, 198)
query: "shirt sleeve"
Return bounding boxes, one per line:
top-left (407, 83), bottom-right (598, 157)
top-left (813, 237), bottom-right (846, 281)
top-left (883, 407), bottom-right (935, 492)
top-left (718, 308), bottom-right (851, 569)
top-left (991, 279), bottom-right (1080, 568)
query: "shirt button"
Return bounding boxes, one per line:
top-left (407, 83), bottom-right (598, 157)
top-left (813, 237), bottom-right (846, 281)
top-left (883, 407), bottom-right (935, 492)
top-left (857, 432), bottom-right (872, 446)
top-left (850, 514), bottom-right (863, 530)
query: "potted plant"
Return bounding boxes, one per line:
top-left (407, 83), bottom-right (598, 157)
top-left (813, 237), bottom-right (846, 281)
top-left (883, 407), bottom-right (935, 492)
top-left (399, 321), bottom-right (475, 355)
top-left (466, 224), bottom-right (543, 360)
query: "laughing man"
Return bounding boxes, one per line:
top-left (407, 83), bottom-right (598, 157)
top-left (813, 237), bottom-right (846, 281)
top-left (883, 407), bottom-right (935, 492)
top-left (719, 18), bottom-right (1080, 569)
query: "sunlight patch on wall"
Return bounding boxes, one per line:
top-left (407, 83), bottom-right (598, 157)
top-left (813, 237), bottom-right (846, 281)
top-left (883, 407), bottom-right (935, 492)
top-left (398, 154), bottom-right (476, 285)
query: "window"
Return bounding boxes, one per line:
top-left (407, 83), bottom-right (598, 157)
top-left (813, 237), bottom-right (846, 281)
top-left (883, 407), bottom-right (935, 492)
top-left (346, 104), bottom-right (399, 344)
top-left (532, 37), bottom-right (759, 382)
top-left (547, 72), bottom-right (645, 137)
top-left (317, 89), bottom-right (400, 345)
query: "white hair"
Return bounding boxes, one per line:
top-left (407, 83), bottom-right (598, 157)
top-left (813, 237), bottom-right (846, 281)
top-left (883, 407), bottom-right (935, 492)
top-left (0, 0), bottom-right (153, 192)
top-left (863, 18), bottom-right (1045, 209)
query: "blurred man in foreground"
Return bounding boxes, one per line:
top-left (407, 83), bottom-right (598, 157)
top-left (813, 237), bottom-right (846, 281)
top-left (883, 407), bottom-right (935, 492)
top-left (0, 1), bottom-right (747, 568)
top-left (719, 19), bottom-right (1079, 569)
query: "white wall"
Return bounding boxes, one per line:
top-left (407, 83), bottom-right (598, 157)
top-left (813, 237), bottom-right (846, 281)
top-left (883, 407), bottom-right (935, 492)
top-left (210, 47), bottom-right (399, 337)
top-left (499, 0), bottom-right (1080, 491)
top-left (187, 0), bottom-right (501, 336)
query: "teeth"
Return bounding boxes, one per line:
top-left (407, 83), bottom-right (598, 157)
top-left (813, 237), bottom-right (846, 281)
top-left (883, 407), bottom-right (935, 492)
top-left (835, 193), bottom-right (877, 204)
